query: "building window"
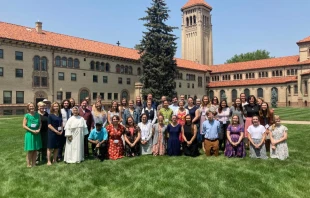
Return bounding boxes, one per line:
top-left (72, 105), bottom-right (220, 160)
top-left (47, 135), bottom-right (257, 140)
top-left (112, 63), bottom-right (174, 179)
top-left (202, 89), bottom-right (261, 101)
top-left (106, 63), bottom-right (110, 72)
top-left (128, 66), bottom-right (132, 74)
top-left (246, 73), bottom-right (254, 79)
top-left (3, 91), bottom-right (12, 104)
top-left (62, 57), bottom-right (67, 67)
top-left (96, 62), bottom-right (100, 71)
top-left (304, 81), bottom-right (308, 95)
top-left (192, 83), bottom-right (194, 88)
top-left (16, 91), bottom-right (24, 104)
top-left (71, 73), bottom-right (76, 81)
top-left (41, 77), bottom-right (47, 87)
top-left (0, 49), bottom-right (3, 58)
top-left (271, 87), bottom-right (278, 101)
top-left (90, 61), bottom-right (95, 70)
top-left (57, 91), bottom-right (63, 100)
top-left (120, 65), bottom-right (124, 74)
top-left (16, 109), bottom-right (25, 115)
top-left (231, 89), bottom-right (237, 102)
top-left (287, 85), bottom-right (291, 95)
top-left (198, 77), bottom-right (202, 87)
top-left (187, 83), bottom-right (190, 88)
top-left (3, 110), bottom-right (13, 115)
top-left (103, 76), bottom-right (108, 83)
top-left (287, 70), bottom-right (290, 76)
top-left (121, 91), bottom-right (129, 100)
top-left (108, 93), bottom-right (112, 100)
top-left (58, 72), bottom-right (64, 80)
top-left (114, 93), bottom-right (119, 100)
top-left (0, 67), bottom-right (3, 76)
top-left (93, 75), bottom-right (98, 83)
top-left (244, 88), bottom-right (250, 98)
top-left (209, 90), bottom-right (214, 99)
top-left (93, 92), bottom-right (97, 100)
top-left (118, 77), bottom-right (122, 84)
top-left (34, 56), bottom-right (40, 70)
top-left (34, 76), bottom-right (40, 87)
top-left (79, 90), bottom-right (89, 103)
top-left (116, 64), bottom-right (121, 73)
top-left (125, 66), bottom-right (128, 74)
top-left (257, 88), bottom-right (264, 98)
top-left (15, 51), bottom-right (23, 61)
top-left (220, 90), bottom-right (226, 100)
top-left (15, 69), bottom-right (23, 78)
top-left (100, 62), bottom-right (105, 71)
top-left (100, 93), bottom-right (104, 100)
top-left (66, 92), bottom-right (71, 99)
top-left (272, 70), bottom-right (283, 77)
top-left (127, 78), bottom-right (131, 85)
top-left (55, 56), bottom-right (61, 66)
top-left (179, 82), bottom-right (182, 88)
top-left (74, 59), bottom-right (80, 68)
top-left (68, 58), bottom-right (73, 68)
top-left (41, 57), bottom-right (47, 71)
top-left (137, 67), bottom-right (141, 75)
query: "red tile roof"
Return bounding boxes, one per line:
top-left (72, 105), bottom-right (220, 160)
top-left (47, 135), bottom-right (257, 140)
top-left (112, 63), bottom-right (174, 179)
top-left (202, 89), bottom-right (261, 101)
top-left (208, 76), bottom-right (297, 88)
top-left (297, 36), bottom-right (310, 44)
top-left (211, 55), bottom-right (310, 73)
top-left (182, 0), bottom-right (212, 10)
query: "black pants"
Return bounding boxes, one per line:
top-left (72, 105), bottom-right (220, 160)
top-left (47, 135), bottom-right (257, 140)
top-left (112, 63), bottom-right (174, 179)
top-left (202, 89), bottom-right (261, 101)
top-left (219, 121), bottom-right (230, 151)
top-left (92, 143), bottom-right (107, 161)
top-left (84, 134), bottom-right (90, 156)
top-left (57, 130), bottom-right (66, 159)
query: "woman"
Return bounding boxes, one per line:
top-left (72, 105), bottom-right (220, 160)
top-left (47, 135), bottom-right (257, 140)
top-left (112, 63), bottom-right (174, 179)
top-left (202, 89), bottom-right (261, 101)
top-left (167, 115), bottom-right (182, 156)
top-left (124, 116), bottom-right (141, 157)
top-left (37, 102), bottom-right (48, 163)
top-left (224, 115), bottom-right (246, 158)
top-left (186, 97), bottom-right (200, 131)
top-left (199, 95), bottom-right (210, 150)
top-left (211, 96), bottom-right (219, 112)
top-left (106, 115), bottom-right (125, 160)
top-left (259, 102), bottom-right (274, 151)
top-left (123, 99), bottom-right (140, 125)
top-left (247, 116), bottom-right (267, 159)
top-left (107, 101), bottom-right (121, 125)
top-left (257, 97), bottom-right (264, 107)
top-left (47, 102), bottom-right (63, 165)
top-left (69, 98), bottom-right (76, 110)
top-left (230, 98), bottom-right (244, 127)
top-left (119, 97), bottom-right (128, 116)
top-left (141, 100), bottom-right (157, 125)
top-left (174, 100), bottom-right (189, 143)
top-left (152, 115), bottom-right (167, 156)
top-left (269, 115), bottom-right (289, 160)
top-left (92, 101), bottom-right (107, 127)
top-left (217, 100), bottom-right (230, 151)
top-left (138, 114), bottom-right (153, 155)
top-left (23, 103), bottom-right (42, 167)
top-left (64, 106), bottom-right (89, 163)
top-left (243, 95), bottom-right (260, 147)
top-left (182, 115), bottom-right (199, 157)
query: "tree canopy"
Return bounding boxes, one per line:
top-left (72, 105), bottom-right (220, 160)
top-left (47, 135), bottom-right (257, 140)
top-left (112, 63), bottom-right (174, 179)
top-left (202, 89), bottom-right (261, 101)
top-left (138, 0), bottom-right (178, 102)
top-left (225, 50), bottom-right (273, 64)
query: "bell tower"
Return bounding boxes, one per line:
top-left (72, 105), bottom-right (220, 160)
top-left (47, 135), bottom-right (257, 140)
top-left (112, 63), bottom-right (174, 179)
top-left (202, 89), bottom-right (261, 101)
top-left (181, 0), bottom-right (213, 65)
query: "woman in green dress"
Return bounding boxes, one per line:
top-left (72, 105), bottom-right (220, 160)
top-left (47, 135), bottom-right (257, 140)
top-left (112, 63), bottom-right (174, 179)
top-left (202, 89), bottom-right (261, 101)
top-left (23, 103), bottom-right (42, 167)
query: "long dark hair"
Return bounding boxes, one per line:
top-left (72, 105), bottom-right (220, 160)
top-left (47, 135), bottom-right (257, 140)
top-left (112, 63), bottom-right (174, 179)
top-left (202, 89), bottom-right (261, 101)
top-left (259, 102), bottom-right (271, 118)
top-left (110, 101), bottom-right (119, 113)
top-left (218, 100), bottom-right (228, 113)
top-left (125, 116), bottom-right (137, 128)
top-left (184, 114), bottom-right (195, 135)
top-left (233, 98), bottom-right (243, 115)
top-left (61, 99), bottom-right (72, 109)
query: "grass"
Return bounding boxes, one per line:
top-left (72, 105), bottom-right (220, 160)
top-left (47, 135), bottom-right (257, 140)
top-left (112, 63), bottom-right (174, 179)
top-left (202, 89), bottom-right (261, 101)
top-left (273, 107), bottom-right (310, 121)
top-left (0, 117), bottom-right (310, 198)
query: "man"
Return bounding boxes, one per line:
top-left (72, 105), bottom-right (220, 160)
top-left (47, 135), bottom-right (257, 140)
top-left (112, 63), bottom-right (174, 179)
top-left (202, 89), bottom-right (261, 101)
top-left (180, 94), bottom-right (188, 108)
top-left (240, 93), bottom-right (248, 107)
top-left (84, 96), bottom-right (93, 111)
top-left (159, 100), bottom-right (173, 125)
top-left (43, 99), bottom-right (51, 114)
top-left (79, 100), bottom-right (94, 157)
top-left (88, 122), bottom-right (108, 161)
top-left (135, 96), bottom-right (143, 115)
top-left (202, 111), bottom-right (220, 157)
top-left (169, 96), bottom-right (179, 112)
top-left (143, 93), bottom-right (157, 109)
top-left (58, 99), bottom-right (72, 161)
top-left (195, 98), bottom-right (201, 108)
top-left (157, 96), bottom-right (167, 112)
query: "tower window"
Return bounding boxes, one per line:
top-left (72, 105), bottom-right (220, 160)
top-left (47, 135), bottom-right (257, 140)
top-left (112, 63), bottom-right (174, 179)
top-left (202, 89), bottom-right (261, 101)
top-left (193, 16), bottom-right (196, 24)
top-left (190, 16), bottom-right (193, 26)
top-left (186, 17), bottom-right (189, 26)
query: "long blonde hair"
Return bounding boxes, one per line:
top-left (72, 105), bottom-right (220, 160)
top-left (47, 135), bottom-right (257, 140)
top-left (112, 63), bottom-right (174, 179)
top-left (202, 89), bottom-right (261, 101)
top-left (93, 101), bottom-right (106, 117)
top-left (271, 115), bottom-right (280, 131)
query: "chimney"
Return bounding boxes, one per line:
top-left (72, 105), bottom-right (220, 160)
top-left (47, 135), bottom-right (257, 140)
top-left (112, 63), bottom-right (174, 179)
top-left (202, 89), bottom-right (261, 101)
top-left (35, 21), bottom-right (42, 33)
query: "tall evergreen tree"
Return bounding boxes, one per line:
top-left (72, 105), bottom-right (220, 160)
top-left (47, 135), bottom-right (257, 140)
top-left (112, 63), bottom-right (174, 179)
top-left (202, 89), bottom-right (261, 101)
top-left (138, 0), bottom-right (178, 102)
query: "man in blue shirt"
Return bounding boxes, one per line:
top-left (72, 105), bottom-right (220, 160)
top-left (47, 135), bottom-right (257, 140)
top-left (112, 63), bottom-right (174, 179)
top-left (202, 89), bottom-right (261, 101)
top-left (88, 122), bottom-right (108, 161)
top-left (202, 111), bottom-right (220, 156)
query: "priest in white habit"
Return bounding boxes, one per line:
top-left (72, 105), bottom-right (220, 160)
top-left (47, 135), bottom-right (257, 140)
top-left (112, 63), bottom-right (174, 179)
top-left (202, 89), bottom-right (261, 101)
top-left (64, 106), bottom-right (89, 163)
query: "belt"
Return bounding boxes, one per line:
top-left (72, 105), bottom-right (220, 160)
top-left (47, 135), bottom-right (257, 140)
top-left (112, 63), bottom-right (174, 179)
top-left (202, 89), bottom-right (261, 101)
top-left (205, 138), bottom-right (218, 141)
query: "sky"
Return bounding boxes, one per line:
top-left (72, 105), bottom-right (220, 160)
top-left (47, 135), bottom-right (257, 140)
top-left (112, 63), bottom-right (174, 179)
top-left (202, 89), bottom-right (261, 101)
top-left (0, 0), bottom-right (309, 64)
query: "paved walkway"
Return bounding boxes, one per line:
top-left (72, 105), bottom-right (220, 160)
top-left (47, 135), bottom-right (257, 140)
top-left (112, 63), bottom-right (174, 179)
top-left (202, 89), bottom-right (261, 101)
top-left (281, 120), bottom-right (310, 125)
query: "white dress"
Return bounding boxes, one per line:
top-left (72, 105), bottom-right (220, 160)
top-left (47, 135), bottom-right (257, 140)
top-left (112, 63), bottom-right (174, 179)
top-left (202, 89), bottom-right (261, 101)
top-left (64, 116), bottom-right (89, 163)
top-left (138, 122), bottom-right (153, 155)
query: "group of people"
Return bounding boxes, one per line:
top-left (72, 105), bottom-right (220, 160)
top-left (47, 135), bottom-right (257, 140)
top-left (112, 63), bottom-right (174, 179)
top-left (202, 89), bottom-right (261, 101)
top-left (22, 93), bottom-right (289, 167)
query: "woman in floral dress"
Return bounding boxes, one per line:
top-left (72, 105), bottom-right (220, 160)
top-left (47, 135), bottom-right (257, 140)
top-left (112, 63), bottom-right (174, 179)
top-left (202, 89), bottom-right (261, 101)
top-left (106, 115), bottom-right (125, 160)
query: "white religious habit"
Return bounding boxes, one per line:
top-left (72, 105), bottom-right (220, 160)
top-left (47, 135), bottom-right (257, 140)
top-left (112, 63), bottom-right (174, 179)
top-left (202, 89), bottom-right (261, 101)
top-left (64, 115), bottom-right (89, 163)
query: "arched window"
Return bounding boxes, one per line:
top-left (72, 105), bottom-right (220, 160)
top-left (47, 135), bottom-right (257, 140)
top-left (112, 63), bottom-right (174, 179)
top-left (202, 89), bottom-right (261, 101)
top-left (280, 70), bottom-right (283, 76)
top-left (231, 89), bottom-right (237, 102)
top-left (272, 71), bottom-right (275, 76)
top-left (121, 90), bottom-right (129, 101)
top-left (74, 59), bottom-right (80, 68)
top-left (79, 89), bottom-right (89, 104)
top-left (193, 15), bottom-right (196, 24)
top-left (106, 63), bottom-right (110, 72)
top-left (287, 85), bottom-right (291, 94)
top-left (271, 87), bottom-right (278, 101)
top-left (34, 56), bottom-right (40, 70)
top-left (41, 57), bottom-right (47, 71)
top-left (90, 61), bottom-right (95, 70)
top-left (116, 64), bottom-right (121, 73)
top-left (220, 90), bottom-right (226, 100)
top-left (125, 66), bottom-right (128, 74)
top-left (257, 88), bottom-right (264, 98)
top-left (304, 80), bottom-right (308, 95)
top-left (68, 58), bottom-right (73, 68)
top-left (244, 88), bottom-right (250, 98)
top-left (186, 17), bottom-right (189, 26)
top-left (55, 56), bottom-right (61, 66)
top-left (120, 65), bottom-right (124, 73)
top-left (287, 70), bottom-right (290, 76)
top-left (137, 67), bottom-right (141, 76)
top-left (96, 61), bottom-right (100, 71)
top-left (62, 57), bottom-right (67, 67)
top-left (128, 66), bottom-right (132, 75)
top-left (209, 90), bottom-right (214, 100)
top-left (190, 16), bottom-right (192, 26)
top-left (101, 62), bottom-right (105, 71)
top-left (294, 85), bottom-right (298, 94)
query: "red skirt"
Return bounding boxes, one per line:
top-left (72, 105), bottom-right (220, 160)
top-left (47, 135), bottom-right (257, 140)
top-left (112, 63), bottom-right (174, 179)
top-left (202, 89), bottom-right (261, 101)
top-left (244, 117), bottom-right (252, 138)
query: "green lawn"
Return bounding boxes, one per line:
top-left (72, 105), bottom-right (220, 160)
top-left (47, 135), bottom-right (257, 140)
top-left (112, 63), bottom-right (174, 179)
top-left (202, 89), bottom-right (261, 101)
top-left (0, 117), bottom-right (309, 198)
top-left (273, 107), bottom-right (310, 121)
